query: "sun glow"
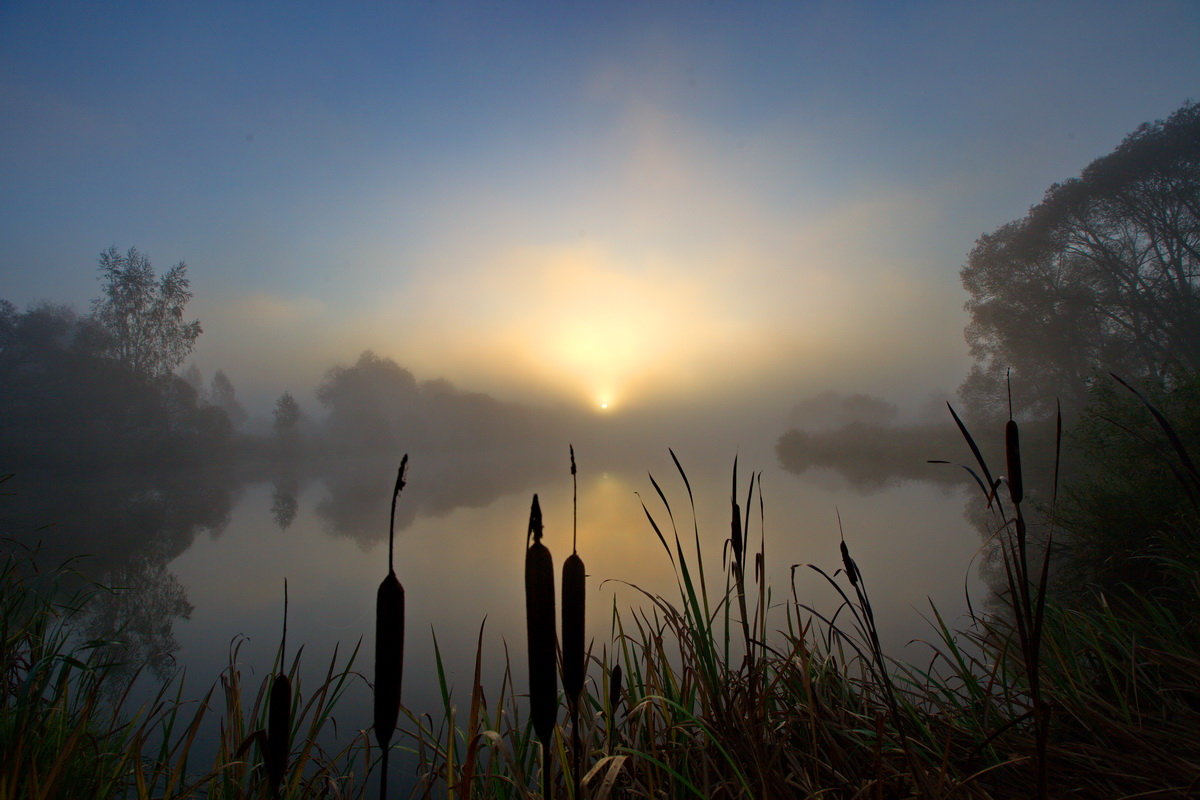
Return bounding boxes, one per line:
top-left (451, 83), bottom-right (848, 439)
top-left (404, 240), bottom-right (767, 408)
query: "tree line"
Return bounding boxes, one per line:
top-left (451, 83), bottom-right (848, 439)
top-left (1, 243), bottom-right (572, 475)
top-left (778, 100), bottom-right (1200, 604)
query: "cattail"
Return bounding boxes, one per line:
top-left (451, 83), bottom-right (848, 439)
top-left (562, 447), bottom-right (586, 796)
top-left (266, 580), bottom-right (291, 798)
top-left (374, 456), bottom-right (408, 800)
top-left (562, 554), bottom-right (585, 700)
top-left (1006, 419), bottom-right (1024, 506)
top-left (730, 464), bottom-right (744, 577)
top-left (840, 538), bottom-right (860, 588)
top-left (525, 493), bottom-right (557, 797)
top-left (607, 661), bottom-right (623, 749)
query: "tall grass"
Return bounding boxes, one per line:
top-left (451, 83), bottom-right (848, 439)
top-left (0, 541), bottom-right (368, 799)
top-left (8, 398), bottom-right (1200, 798)
top-left (410, 424), bottom-right (1200, 798)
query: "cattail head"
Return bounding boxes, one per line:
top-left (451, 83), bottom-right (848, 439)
top-left (1005, 419), bottom-right (1024, 506)
top-left (266, 579), bottom-right (291, 798)
top-left (266, 672), bottom-right (291, 797)
top-left (609, 662), bottom-right (623, 714)
top-left (562, 552), bottom-right (585, 702)
top-left (525, 494), bottom-right (558, 748)
top-left (730, 458), bottom-right (744, 573)
top-left (840, 539), bottom-right (860, 588)
top-left (563, 446), bottom-right (585, 704)
top-left (375, 456), bottom-right (408, 758)
top-left (374, 571), bottom-right (405, 748)
top-left (730, 501), bottom-right (743, 572)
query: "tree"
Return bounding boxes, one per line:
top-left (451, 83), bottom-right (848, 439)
top-left (961, 102), bottom-right (1200, 419)
top-left (273, 391), bottom-right (302, 444)
top-left (92, 246), bottom-right (202, 378)
top-left (209, 369), bottom-right (246, 428)
top-left (317, 351), bottom-right (420, 448)
top-left (181, 363), bottom-right (204, 395)
top-left (0, 299), bottom-right (231, 469)
top-left (1055, 375), bottom-right (1200, 606)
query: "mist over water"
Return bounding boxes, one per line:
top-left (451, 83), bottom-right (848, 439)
top-left (2, 385), bottom-right (987, 711)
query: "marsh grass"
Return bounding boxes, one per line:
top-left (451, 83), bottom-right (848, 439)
top-left (0, 541), bottom-right (367, 800)
top-left (405, 424), bottom-right (1200, 798)
top-left (7, 398), bottom-right (1200, 798)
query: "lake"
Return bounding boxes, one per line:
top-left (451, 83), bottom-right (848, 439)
top-left (3, 423), bottom-right (988, 791)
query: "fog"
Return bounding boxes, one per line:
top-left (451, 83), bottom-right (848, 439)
top-left (2, 7), bottom-right (1199, 788)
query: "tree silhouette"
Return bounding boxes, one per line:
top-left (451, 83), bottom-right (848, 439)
top-left (273, 392), bottom-right (302, 438)
top-left (210, 369), bottom-right (246, 428)
top-left (961, 101), bottom-right (1200, 419)
top-left (92, 246), bottom-right (202, 378)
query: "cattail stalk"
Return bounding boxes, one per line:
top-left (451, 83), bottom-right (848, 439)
top-left (374, 456), bottom-right (408, 800)
top-left (562, 446), bottom-right (585, 797)
top-left (525, 494), bottom-right (557, 798)
top-left (265, 580), bottom-right (291, 799)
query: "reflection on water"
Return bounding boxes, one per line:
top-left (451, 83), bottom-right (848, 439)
top-left (1, 467), bottom-right (240, 681)
top-left (80, 556), bottom-right (193, 684)
top-left (271, 476), bottom-right (299, 530)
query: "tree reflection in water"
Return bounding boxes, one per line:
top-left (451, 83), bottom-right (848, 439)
top-left (1, 467), bottom-right (239, 681)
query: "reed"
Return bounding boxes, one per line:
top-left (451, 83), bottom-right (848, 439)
top-left (12, 391), bottom-right (1200, 798)
top-left (0, 542), bottom-right (366, 800)
top-left (525, 493), bottom-right (557, 798)
top-left (374, 455), bottom-right (408, 800)
top-left (561, 445), bottom-right (586, 797)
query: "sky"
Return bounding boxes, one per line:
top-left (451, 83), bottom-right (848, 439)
top-left (2, 0), bottom-right (1198, 421)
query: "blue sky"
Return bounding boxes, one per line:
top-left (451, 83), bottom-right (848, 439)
top-left (2, 1), bottom-right (1198, 415)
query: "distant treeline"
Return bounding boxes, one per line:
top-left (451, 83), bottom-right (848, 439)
top-left (0, 300), bottom-right (232, 471)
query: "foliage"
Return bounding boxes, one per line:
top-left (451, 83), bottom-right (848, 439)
top-left (315, 350), bottom-right (556, 457)
top-left (0, 301), bottom-right (231, 470)
top-left (961, 101), bottom-right (1200, 419)
top-left (92, 246), bottom-right (202, 379)
top-left (405, 446), bottom-right (1200, 799)
top-left (1056, 373), bottom-right (1200, 606)
top-left (273, 391), bottom-right (303, 444)
top-left (317, 351), bottom-right (422, 449)
top-left (209, 369), bottom-right (247, 428)
top-left (8, 432), bottom-right (1200, 797)
top-left (0, 541), bottom-right (369, 800)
